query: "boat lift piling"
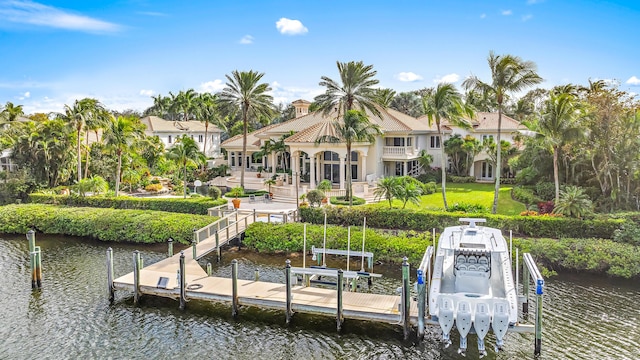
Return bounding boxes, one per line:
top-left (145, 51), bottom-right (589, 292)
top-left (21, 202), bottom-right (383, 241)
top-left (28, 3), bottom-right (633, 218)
top-left (133, 250), bottom-right (141, 305)
top-left (523, 253), bottom-right (544, 356)
top-left (167, 237), bottom-right (173, 257)
top-left (26, 230), bottom-right (43, 289)
top-left (285, 259), bottom-right (292, 324)
top-left (179, 251), bottom-right (186, 310)
top-left (106, 247), bottom-right (114, 303)
top-left (401, 257), bottom-right (411, 340)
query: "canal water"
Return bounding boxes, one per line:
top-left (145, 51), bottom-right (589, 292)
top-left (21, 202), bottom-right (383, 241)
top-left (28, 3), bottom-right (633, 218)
top-left (0, 234), bottom-right (638, 359)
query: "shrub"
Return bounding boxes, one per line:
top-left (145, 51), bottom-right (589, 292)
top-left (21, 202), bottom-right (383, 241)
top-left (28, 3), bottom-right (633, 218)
top-left (422, 181), bottom-right (437, 195)
top-left (500, 178), bottom-right (517, 185)
top-left (306, 189), bottom-right (325, 207)
top-left (520, 210), bottom-right (539, 216)
top-left (0, 204), bottom-right (215, 244)
top-left (316, 179), bottom-right (332, 191)
top-left (447, 203), bottom-right (488, 213)
top-left (208, 186), bottom-right (222, 200)
top-left (535, 182), bottom-right (555, 201)
top-left (145, 183), bottom-right (164, 192)
top-left (28, 193), bottom-right (227, 215)
top-left (223, 189), bottom-right (268, 198)
top-left (537, 201), bottom-right (555, 215)
top-left (331, 196), bottom-right (365, 205)
top-left (449, 176), bottom-right (475, 183)
top-left (512, 186), bottom-right (540, 205)
top-left (613, 221), bottom-right (640, 245)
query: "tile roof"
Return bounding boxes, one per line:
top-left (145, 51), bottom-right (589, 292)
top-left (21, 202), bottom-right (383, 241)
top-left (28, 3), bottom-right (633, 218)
top-left (141, 116), bottom-right (222, 133)
top-left (472, 112), bottom-right (525, 131)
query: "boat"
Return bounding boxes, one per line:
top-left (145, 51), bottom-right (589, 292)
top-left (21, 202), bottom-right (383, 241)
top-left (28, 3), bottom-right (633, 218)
top-left (428, 218), bottom-right (518, 356)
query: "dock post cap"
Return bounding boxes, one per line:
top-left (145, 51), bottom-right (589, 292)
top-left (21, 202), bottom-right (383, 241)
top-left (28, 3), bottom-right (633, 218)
top-left (168, 237), bottom-right (173, 242)
top-left (402, 257), bottom-right (409, 266)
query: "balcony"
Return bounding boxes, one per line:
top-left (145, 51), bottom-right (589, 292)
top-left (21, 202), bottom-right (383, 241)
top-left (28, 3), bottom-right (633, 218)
top-left (382, 146), bottom-right (418, 159)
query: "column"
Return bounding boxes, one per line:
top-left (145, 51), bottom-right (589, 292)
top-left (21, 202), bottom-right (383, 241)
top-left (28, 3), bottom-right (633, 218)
top-left (361, 155), bottom-right (367, 182)
top-left (271, 152), bottom-right (277, 175)
top-left (310, 154), bottom-right (316, 189)
top-left (339, 155), bottom-right (345, 190)
top-left (403, 161), bottom-right (408, 176)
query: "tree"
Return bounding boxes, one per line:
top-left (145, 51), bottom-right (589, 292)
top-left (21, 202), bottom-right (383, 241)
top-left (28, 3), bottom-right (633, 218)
top-left (444, 134), bottom-right (466, 176)
top-left (395, 176), bottom-right (423, 209)
top-left (315, 110), bottom-right (382, 206)
top-left (372, 88), bottom-right (396, 107)
top-left (103, 116), bottom-right (143, 196)
top-left (553, 185), bottom-right (593, 219)
top-left (0, 101), bottom-right (24, 124)
top-left (463, 52), bottom-right (542, 214)
top-left (166, 135), bottom-right (206, 198)
top-left (195, 92), bottom-right (226, 158)
top-left (374, 176), bottom-right (400, 208)
top-left (420, 83), bottom-right (474, 210)
top-left (417, 149), bottom-right (434, 174)
top-left (314, 60), bottom-right (383, 118)
top-left (390, 92), bottom-right (423, 118)
top-left (220, 70), bottom-right (274, 189)
top-left (461, 135), bottom-right (482, 177)
top-left (535, 92), bottom-right (586, 204)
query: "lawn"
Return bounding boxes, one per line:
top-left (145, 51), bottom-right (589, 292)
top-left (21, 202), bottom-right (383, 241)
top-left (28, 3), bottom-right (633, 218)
top-left (373, 183), bottom-right (526, 216)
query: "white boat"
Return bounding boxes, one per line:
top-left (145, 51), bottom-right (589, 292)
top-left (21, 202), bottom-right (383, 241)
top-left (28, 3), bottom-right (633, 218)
top-left (428, 218), bottom-right (518, 356)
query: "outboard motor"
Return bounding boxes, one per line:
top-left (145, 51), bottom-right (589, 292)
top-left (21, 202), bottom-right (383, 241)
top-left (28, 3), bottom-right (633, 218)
top-left (492, 301), bottom-right (510, 351)
top-left (438, 297), bottom-right (455, 348)
top-left (456, 301), bottom-right (472, 355)
top-left (474, 303), bottom-right (491, 358)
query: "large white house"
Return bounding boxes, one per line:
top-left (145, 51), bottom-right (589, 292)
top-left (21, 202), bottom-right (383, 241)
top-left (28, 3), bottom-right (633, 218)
top-left (140, 116), bottom-right (223, 158)
top-left (221, 100), bottom-right (525, 189)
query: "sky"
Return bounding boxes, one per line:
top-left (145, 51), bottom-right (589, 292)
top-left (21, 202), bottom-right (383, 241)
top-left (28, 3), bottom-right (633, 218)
top-left (0, 0), bottom-right (638, 115)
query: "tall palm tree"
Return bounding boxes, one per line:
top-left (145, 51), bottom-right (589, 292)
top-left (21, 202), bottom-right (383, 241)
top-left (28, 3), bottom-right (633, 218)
top-left (167, 135), bottom-right (206, 198)
top-left (390, 92), bottom-right (423, 118)
top-left (314, 60), bottom-right (383, 118)
top-left (0, 101), bottom-right (24, 124)
top-left (195, 92), bottom-right (226, 158)
top-left (372, 88), bottom-right (397, 107)
top-left (421, 83), bottom-right (474, 210)
top-left (316, 110), bottom-right (382, 206)
top-left (463, 51), bottom-right (542, 213)
top-left (103, 116), bottom-right (142, 196)
top-left (220, 70), bottom-right (274, 189)
top-left (536, 92), bottom-right (585, 204)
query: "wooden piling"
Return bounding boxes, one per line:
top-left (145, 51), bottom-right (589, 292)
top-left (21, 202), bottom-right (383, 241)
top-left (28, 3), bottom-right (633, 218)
top-left (35, 246), bottom-right (43, 288)
top-left (254, 268), bottom-right (260, 281)
top-left (192, 239), bottom-right (197, 260)
top-left (523, 260), bottom-right (530, 315)
top-left (336, 269), bottom-right (344, 332)
top-left (285, 259), bottom-right (292, 324)
top-left (417, 269), bottom-right (426, 340)
top-left (133, 250), bottom-right (141, 305)
top-left (167, 237), bottom-right (173, 257)
top-left (231, 259), bottom-right (238, 317)
top-left (106, 247), bottom-right (114, 303)
top-left (27, 230), bottom-right (36, 289)
top-left (179, 251), bottom-right (186, 310)
top-left (206, 262), bottom-right (212, 276)
top-left (401, 257), bottom-right (410, 340)
top-left (215, 232), bottom-right (221, 263)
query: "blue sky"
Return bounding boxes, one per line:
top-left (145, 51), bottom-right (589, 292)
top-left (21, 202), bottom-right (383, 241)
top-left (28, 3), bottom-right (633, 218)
top-left (1, 0), bottom-right (638, 114)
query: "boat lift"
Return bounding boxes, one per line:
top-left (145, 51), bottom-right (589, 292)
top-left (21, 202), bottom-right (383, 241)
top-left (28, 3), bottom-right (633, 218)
top-left (416, 228), bottom-right (545, 356)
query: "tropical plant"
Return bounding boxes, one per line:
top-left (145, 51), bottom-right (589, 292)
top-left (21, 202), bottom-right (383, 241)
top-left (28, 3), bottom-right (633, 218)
top-left (166, 135), bottom-right (206, 198)
top-left (417, 149), bottom-right (433, 175)
top-left (220, 70), bottom-right (275, 189)
top-left (316, 179), bottom-right (332, 191)
top-left (553, 185), bottom-right (593, 219)
top-left (463, 51), bottom-right (542, 213)
top-left (263, 178), bottom-right (276, 194)
top-left (394, 176), bottom-right (423, 209)
top-left (75, 175), bottom-right (109, 196)
top-left (195, 92), bottom-right (226, 157)
top-left (102, 116), bottom-right (143, 196)
top-left (306, 189), bottom-right (325, 207)
top-left (373, 176), bottom-right (400, 208)
top-left (315, 110), bottom-right (382, 205)
top-left (390, 92), bottom-right (423, 118)
top-left (229, 186), bottom-right (244, 199)
top-left (0, 101), bottom-right (24, 124)
top-left (420, 83), bottom-right (474, 210)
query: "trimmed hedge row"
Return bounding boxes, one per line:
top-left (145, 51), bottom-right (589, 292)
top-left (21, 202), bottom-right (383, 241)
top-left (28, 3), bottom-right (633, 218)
top-left (0, 204), bottom-right (214, 244)
top-left (299, 206), bottom-right (623, 239)
top-left (28, 194), bottom-right (227, 215)
top-left (244, 222), bottom-right (431, 265)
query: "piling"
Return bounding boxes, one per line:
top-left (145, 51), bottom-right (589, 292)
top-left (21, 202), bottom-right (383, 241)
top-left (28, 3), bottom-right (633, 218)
top-left (27, 230), bottom-right (37, 289)
top-left (417, 269), bottom-right (426, 340)
top-left (535, 279), bottom-right (544, 355)
top-left (401, 257), bottom-right (410, 340)
top-left (523, 260), bottom-right (530, 315)
top-left (193, 228), bottom-right (198, 244)
top-left (285, 259), bottom-right (292, 324)
top-left (215, 232), bottom-right (221, 263)
top-left (206, 262), bottom-right (212, 277)
top-left (179, 251), bottom-right (186, 310)
top-left (254, 268), bottom-right (260, 281)
top-left (231, 259), bottom-right (239, 317)
top-left (133, 250), bottom-right (141, 305)
top-left (336, 269), bottom-right (344, 331)
top-left (253, 209), bottom-right (256, 223)
top-left (34, 246), bottom-right (43, 288)
top-left (106, 247), bottom-right (114, 303)
top-left (167, 237), bottom-right (174, 257)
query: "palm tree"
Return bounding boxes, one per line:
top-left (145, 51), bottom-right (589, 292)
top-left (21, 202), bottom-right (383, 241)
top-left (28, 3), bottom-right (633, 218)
top-left (553, 185), bottom-right (593, 219)
top-left (535, 92), bottom-right (586, 204)
top-left (395, 176), bottom-right (423, 209)
top-left (166, 135), bottom-right (206, 198)
top-left (463, 51), bottom-right (542, 214)
top-left (316, 110), bottom-right (382, 206)
top-left (421, 83), bottom-right (474, 210)
top-left (195, 92), bottom-right (226, 158)
top-left (372, 88), bottom-right (397, 107)
top-left (374, 176), bottom-right (400, 208)
top-left (461, 136), bottom-right (482, 177)
top-left (220, 70), bottom-right (274, 189)
top-left (417, 149), bottom-right (434, 174)
top-left (0, 101), bottom-right (24, 124)
top-left (314, 60), bottom-right (382, 118)
top-left (390, 92), bottom-right (423, 118)
top-left (103, 116), bottom-right (142, 196)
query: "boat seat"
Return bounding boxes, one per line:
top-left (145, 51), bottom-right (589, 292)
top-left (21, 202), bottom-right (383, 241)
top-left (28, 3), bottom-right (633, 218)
top-left (467, 264), bottom-right (478, 271)
top-left (476, 264), bottom-right (489, 272)
top-left (456, 255), bottom-right (466, 265)
top-left (478, 256), bottom-right (488, 265)
top-left (467, 256), bottom-right (478, 264)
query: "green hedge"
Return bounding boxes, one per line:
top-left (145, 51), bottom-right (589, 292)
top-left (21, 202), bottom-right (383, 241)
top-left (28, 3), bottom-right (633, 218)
top-left (330, 196), bottom-right (365, 206)
top-left (299, 206), bottom-right (623, 239)
top-left (244, 222), bottom-right (431, 265)
top-left (515, 237), bottom-right (640, 279)
top-left (0, 204), bottom-right (214, 244)
top-left (28, 194), bottom-right (227, 215)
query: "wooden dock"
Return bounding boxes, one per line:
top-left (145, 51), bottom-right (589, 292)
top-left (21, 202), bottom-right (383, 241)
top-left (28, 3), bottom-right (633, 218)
top-left (110, 208), bottom-right (420, 331)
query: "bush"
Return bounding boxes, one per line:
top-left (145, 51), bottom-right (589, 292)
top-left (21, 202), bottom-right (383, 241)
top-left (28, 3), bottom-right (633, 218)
top-left (449, 176), bottom-right (475, 183)
top-left (538, 201), bottom-right (555, 215)
top-left (422, 181), bottom-right (437, 195)
top-left (223, 189), bottom-right (268, 198)
top-left (306, 189), bottom-right (325, 207)
top-left (28, 193), bottom-right (227, 215)
top-left (500, 178), bottom-right (517, 185)
top-left (298, 205), bottom-right (623, 239)
top-left (535, 182), bottom-right (555, 201)
top-left (330, 196), bottom-right (365, 205)
top-left (447, 203), bottom-right (488, 213)
top-left (0, 204), bottom-right (215, 244)
top-left (613, 221), bottom-right (640, 245)
top-left (208, 186), bottom-right (222, 200)
top-left (512, 186), bottom-right (540, 205)
top-left (145, 183), bottom-right (164, 192)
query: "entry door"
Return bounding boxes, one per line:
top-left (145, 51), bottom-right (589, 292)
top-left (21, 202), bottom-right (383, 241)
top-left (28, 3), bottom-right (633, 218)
top-left (481, 162), bottom-right (493, 180)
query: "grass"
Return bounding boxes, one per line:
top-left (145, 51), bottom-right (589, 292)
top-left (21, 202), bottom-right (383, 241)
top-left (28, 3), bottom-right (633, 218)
top-left (373, 182), bottom-right (526, 215)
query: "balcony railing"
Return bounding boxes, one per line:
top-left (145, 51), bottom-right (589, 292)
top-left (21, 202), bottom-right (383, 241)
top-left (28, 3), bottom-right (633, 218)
top-left (383, 146), bottom-right (418, 156)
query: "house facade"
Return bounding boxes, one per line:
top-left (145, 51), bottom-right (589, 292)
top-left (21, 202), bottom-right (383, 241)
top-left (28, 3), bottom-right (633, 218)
top-left (140, 116), bottom-right (223, 158)
top-left (220, 101), bottom-right (525, 189)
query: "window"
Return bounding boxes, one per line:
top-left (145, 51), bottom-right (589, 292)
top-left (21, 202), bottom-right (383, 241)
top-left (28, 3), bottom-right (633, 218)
top-left (191, 135), bottom-right (194, 140)
top-left (430, 136), bottom-right (440, 149)
top-left (407, 137), bottom-right (412, 147)
top-left (324, 151), bottom-right (339, 161)
top-left (168, 135), bottom-right (172, 144)
top-left (198, 135), bottom-right (203, 143)
top-left (482, 135), bottom-right (494, 143)
top-left (351, 151), bottom-right (358, 161)
top-left (351, 165), bottom-right (358, 179)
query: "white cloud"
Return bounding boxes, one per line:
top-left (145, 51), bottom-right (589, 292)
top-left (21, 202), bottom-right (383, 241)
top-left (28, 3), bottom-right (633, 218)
top-left (199, 79), bottom-right (225, 93)
top-left (434, 73), bottom-right (461, 84)
top-left (139, 89), bottom-right (154, 96)
top-left (395, 72), bottom-right (423, 82)
top-left (275, 18), bottom-right (308, 35)
top-left (522, 14), bottom-right (533, 21)
top-left (266, 82), bottom-right (323, 106)
top-left (0, 0), bottom-right (123, 33)
top-left (626, 76), bottom-right (640, 86)
top-left (23, 91), bottom-right (30, 98)
top-left (480, 13), bottom-right (486, 19)
top-left (502, 10), bottom-right (513, 16)
top-left (239, 35), bottom-right (253, 44)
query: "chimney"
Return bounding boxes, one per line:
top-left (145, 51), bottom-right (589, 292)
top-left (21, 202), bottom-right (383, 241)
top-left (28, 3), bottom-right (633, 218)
top-left (292, 99), bottom-right (311, 118)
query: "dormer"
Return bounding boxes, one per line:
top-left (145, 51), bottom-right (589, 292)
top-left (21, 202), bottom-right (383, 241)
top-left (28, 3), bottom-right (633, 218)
top-left (292, 99), bottom-right (311, 118)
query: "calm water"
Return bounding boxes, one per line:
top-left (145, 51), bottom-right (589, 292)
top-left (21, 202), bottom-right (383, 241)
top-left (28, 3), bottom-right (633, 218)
top-left (0, 235), bottom-right (638, 360)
